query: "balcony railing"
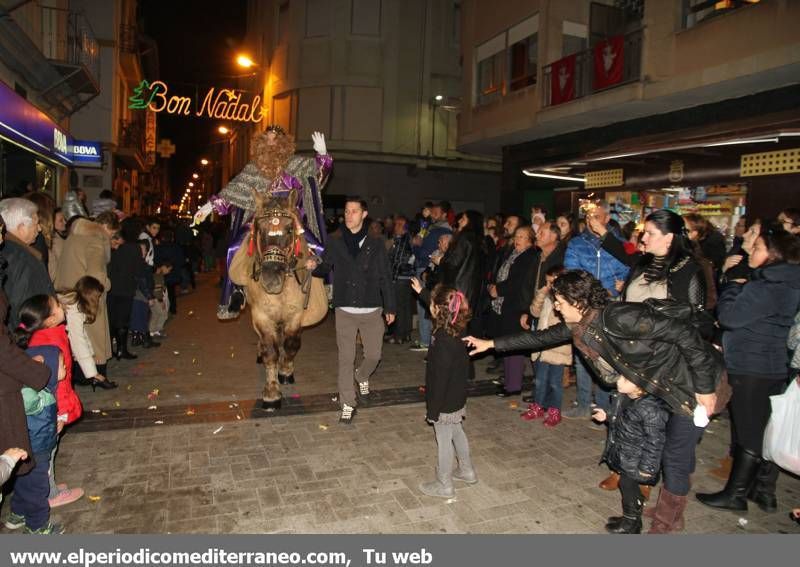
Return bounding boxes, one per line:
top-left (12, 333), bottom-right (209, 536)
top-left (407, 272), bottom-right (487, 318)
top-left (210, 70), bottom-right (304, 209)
top-left (542, 29), bottom-right (642, 108)
top-left (40, 6), bottom-right (99, 88)
top-left (119, 118), bottom-right (146, 160)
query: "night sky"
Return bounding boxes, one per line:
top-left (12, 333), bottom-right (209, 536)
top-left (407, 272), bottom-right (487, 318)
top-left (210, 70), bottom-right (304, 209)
top-left (140, 0), bottom-right (247, 202)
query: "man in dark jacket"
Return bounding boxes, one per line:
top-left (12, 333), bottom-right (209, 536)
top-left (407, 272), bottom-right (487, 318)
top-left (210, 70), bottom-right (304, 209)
top-left (0, 198), bottom-right (54, 330)
top-left (310, 197), bottom-right (395, 424)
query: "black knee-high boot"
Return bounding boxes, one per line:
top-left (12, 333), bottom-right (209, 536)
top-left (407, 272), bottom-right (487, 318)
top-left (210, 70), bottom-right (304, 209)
top-left (696, 446), bottom-right (761, 511)
top-left (747, 460), bottom-right (779, 513)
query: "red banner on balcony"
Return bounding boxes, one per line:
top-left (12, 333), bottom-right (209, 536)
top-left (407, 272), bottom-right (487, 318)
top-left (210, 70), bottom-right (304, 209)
top-left (593, 35), bottom-right (625, 90)
top-left (550, 54), bottom-right (577, 105)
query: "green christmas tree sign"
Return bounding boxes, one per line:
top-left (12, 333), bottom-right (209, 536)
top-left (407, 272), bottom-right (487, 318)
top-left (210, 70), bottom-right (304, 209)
top-left (128, 80), bottom-right (163, 110)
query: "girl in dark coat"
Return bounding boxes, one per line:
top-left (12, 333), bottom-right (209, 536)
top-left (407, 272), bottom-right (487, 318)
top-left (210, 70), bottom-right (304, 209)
top-left (418, 284), bottom-right (476, 499)
top-left (107, 218), bottom-right (145, 360)
top-left (697, 228), bottom-right (800, 513)
top-left (593, 377), bottom-right (670, 534)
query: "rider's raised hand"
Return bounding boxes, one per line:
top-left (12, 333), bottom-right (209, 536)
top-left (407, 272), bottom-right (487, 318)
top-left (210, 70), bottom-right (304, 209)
top-left (311, 132), bottom-right (327, 155)
top-left (193, 202), bottom-right (213, 226)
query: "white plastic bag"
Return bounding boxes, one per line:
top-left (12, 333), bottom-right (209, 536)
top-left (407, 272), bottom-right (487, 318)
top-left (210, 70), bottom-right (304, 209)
top-left (763, 379), bottom-right (800, 475)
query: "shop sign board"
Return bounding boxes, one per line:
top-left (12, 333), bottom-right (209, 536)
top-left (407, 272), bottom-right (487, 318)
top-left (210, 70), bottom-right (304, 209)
top-left (0, 80), bottom-right (72, 165)
top-left (668, 160), bottom-right (685, 183)
top-left (69, 140), bottom-right (103, 168)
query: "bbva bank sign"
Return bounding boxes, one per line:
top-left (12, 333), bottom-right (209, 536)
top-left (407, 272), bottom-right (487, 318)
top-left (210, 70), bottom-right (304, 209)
top-left (69, 140), bottom-right (102, 167)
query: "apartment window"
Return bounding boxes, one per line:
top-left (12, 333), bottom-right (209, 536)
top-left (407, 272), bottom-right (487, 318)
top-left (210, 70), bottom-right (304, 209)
top-left (452, 1), bottom-right (461, 47)
top-left (475, 32), bottom-right (505, 106)
top-left (351, 0), bottom-right (381, 36)
top-left (306, 0), bottom-right (329, 37)
top-left (277, 2), bottom-right (290, 45)
top-left (508, 14), bottom-right (538, 92)
top-left (562, 21), bottom-right (588, 56)
top-left (682, 0), bottom-right (760, 29)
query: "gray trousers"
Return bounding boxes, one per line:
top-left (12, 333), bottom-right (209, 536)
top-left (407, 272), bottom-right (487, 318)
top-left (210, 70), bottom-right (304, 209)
top-left (433, 421), bottom-right (472, 482)
top-left (335, 308), bottom-right (385, 407)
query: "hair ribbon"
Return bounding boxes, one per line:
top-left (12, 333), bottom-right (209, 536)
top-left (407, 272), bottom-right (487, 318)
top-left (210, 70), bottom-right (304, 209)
top-left (449, 291), bottom-right (465, 325)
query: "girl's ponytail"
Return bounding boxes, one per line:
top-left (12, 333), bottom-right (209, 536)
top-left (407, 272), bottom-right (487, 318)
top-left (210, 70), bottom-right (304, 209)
top-left (13, 294), bottom-right (53, 349)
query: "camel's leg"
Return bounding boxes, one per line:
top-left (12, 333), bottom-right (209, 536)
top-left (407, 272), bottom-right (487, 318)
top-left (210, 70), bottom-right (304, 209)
top-left (278, 324), bottom-right (302, 384)
top-left (258, 332), bottom-right (282, 410)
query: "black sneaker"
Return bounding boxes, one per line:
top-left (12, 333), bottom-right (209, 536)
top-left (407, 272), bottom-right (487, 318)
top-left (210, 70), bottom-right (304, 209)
top-left (339, 404), bottom-right (356, 425)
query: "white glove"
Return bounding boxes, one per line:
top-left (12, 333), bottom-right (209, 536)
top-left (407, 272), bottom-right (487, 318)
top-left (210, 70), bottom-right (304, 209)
top-left (192, 202), bottom-right (213, 226)
top-left (311, 131), bottom-right (327, 155)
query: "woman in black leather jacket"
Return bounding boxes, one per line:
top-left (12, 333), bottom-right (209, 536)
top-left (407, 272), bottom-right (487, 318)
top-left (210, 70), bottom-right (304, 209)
top-left (440, 210), bottom-right (487, 332)
top-left (464, 270), bottom-right (723, 534)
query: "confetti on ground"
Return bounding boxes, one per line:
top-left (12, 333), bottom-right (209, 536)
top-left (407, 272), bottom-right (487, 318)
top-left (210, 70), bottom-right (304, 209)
top-left (192, 358), bottom-right (197, 364)
top-left (165, 368), bottom-right (176, 375)
top-left (212, 426), bottom-right (224, 435)
top-left (173, 351), bottom-right (180, 355)
top-left (318, 424), bottom-right (328, 431)
top-left (114, 401), bottom-right (121, 408)
top-left (101, 412), bottom-right (108, 416)
top-left (174, 394), bottom-right (181, 398)
top-left (236, 415), bottom-right (241, 420)
top-left (418, 386), bottom-right (426, 393)
top-left (147, 389), bottom-right (160, 400)
top-left (196, 372), bottom-right (203, 376)
top-left (228, 403), bottom-right (239, 408)
top-left (91, 409), bottom-right (101, 414)
top-left (154, 420), bottom-right (164, 425)
top-left (187, 310), bottom-right (194, 316)
top-left (230, 352), bottom-right (235, 358)
top-left (508, 401), bottom-right (519, 409)
top-left (185, 408), bottom-right (196, 416)
top-left (738, 517), bottom-right (748, 527)
top-left (290, 394), bottom-right (300, 399)
top-left (147, 405), bottom-right (157, 410)
top-left (87, 496), bottom-right (101, 502)
top-left (331, 396), bottom-right (338, 402)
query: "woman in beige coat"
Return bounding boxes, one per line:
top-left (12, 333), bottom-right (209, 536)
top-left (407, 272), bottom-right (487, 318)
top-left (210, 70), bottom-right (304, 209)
top-left (54, 212), bottom-right (119, 378)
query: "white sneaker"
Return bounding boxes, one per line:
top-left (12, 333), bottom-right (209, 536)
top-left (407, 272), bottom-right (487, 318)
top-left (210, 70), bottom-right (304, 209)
top-left (339, 404), bottom-right (356, 425)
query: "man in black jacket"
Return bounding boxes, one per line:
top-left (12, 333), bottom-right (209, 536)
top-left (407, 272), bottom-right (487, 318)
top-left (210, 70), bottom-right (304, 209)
top-left (309, 197), bottom-right (395, 424)
top-left (0, 198), bottom-right (54, 330)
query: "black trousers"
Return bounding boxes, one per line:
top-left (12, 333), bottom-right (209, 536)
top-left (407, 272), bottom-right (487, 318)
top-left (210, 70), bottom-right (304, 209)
top-left (167, 283), bottom-right (177, 315)
top-left (662, 413), bottom-right (705, 496)
top-left (619, 473), bottom-right (642, 511)
top-left (729, 373), bottom-right (786, 455)
top-left (389, 279), bottom-right (413, 339)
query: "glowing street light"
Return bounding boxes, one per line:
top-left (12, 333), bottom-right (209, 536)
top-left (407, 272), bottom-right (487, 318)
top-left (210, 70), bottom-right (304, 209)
top-left (218, 125), bottom-right (230, 135)
top-left (434, 94), bottom-right (444, 101)
top-left (236, 54), bottom-right (256, 69)
top-left (200, 158), bottom-right (209, 166)
top-left (192, 173), bottom-right (199, 179)
top-left (188, 182), bottom-right (194, 187)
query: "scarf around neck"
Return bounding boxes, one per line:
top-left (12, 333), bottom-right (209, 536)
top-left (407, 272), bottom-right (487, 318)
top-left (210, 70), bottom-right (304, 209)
top-left (341, 224), bottom-right (370, 258)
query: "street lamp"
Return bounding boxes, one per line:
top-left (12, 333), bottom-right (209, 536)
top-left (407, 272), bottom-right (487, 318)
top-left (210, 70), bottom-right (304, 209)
top-left (200, 158), bottom-right (209, 166)
top-left (218, 125), bottom-right (230, 135)
top-left (236, 54), bottom-right (256, 69)
top-left (192, 173), bottom-right (199, 179)
top-left (188, 182), bottom-right (194, 187)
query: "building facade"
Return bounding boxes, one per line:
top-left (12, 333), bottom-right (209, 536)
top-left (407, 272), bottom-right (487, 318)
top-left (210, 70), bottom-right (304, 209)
top-left (69, 0), bottom-right (161, 214)
top-left (458, 0), bottom-right (800, 231)
top-left (0, 0), bottom-right (100, 202)
top-left (232, 0), bottom-right (501, 219)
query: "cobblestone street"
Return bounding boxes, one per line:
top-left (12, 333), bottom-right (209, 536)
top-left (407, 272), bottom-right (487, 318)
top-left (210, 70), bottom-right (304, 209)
top-left (2, 275), bottom-right (798, 534)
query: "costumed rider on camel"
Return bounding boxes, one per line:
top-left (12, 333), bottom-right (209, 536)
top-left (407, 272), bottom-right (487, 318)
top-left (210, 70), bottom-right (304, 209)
top-left (193, 126), bottom-right (332, 320)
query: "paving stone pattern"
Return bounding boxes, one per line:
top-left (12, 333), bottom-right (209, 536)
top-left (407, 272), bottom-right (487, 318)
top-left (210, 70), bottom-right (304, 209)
top-left (1, 275), bottom-right (797, 534)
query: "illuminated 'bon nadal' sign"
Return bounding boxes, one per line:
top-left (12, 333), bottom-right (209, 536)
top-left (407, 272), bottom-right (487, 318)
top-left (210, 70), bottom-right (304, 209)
top-left (128, 80), bottom-right (265, 123)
